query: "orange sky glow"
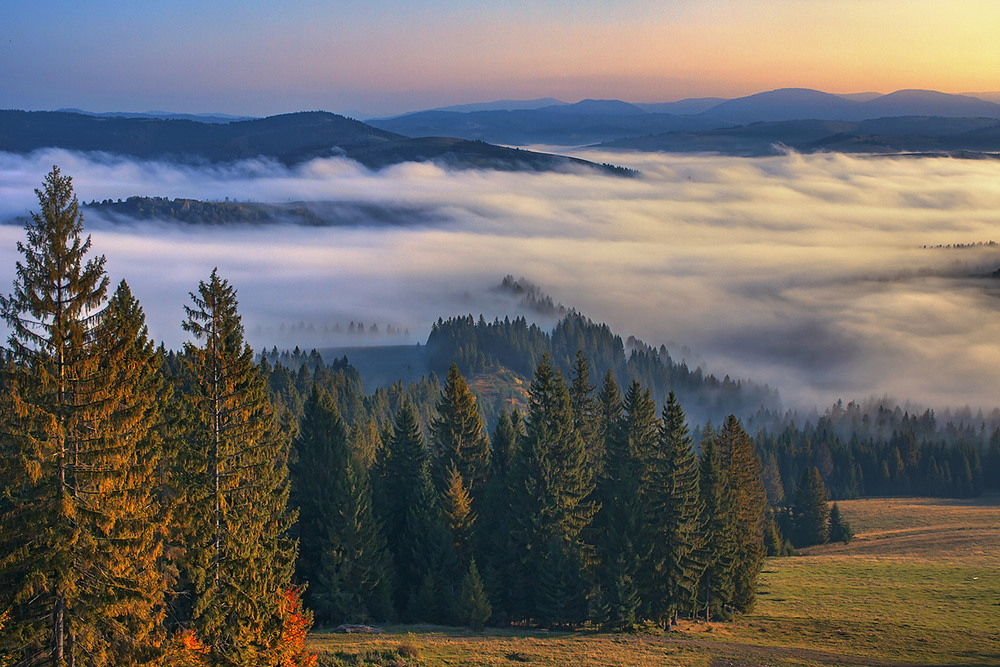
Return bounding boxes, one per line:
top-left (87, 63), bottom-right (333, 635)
top-left (2, 0), bottom-right (999, 116)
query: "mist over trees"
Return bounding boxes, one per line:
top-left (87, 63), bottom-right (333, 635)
top-left (1, 168), bottom-right (998, 663)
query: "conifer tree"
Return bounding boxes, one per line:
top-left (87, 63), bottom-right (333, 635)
top-left (594, 370), bottom-right (623, 478)
top-left (646, 392), bottom-right (703, 627)
top-left (477, 408), bottom-right (521, 624)
top-left (430, 364), bottom-right (489, 495)
top-left (177, 269), bottom-right (300, 665)
top-left (697, 428), bottom-right (736, 622)
top-left (441, 464), bottom-right (476, 563)
top-left (761, 453), bottom-right (785, 506)
top-left (291, 386), bottom-right (392, 625)
top-left (455, 560), bottom-right (491, 631)
top-left (80, 281), bottom-right (170, 665)
top-left (0, 168), bottom-right (165, 666)
top-left (380, 403), bottom-right (456, 622)
top-left (717, 415), bottom-right (767, 613)
top-left (827, 502), bottom-right (853, 544)
top-left (592, 380), bottom-right (653, 629)
top-left (792, 467), bottom-right (830, 547)
top-left (569, 351), bottom-right (599, 467)
top-left (510, 355), bottom-right (595, 626)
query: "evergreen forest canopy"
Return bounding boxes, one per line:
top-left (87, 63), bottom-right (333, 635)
top-left (1, 168), bottom-right (998, 666)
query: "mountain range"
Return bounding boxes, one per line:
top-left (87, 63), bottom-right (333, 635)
top-left (369, 88), bottom-right (1000, 150)
top-left (4, 88), bottom-right (1000, 166)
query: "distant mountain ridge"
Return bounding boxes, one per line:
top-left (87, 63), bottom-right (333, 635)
top-left (368, 88), bottom-right (1000, 147)
top-left (0, 109), bottom-right (631, 174)
top-left (708, 88), bottom-right (1000, 123)
top-left (428, 98), bottom-right (564, 113)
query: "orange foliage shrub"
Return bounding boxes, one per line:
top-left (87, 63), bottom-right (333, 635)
top-left (171, 629), bottom-right (211, 667)
top-left (277, 587), bottom-right (317, 667)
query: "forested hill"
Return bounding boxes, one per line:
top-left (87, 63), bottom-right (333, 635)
top-left (314, 310), bottom-right (782, 432)
top-left (82, 196), bottom-right (444, 227)
top-left (0, 109), bottom-right (633, 174)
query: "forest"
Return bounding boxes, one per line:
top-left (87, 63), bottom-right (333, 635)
top-left (1, 168), bottom-right (998, 666)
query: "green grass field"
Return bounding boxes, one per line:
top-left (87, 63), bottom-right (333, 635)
top-left (308, 495), bottom-right (1000, 666)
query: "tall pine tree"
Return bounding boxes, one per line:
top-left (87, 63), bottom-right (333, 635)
top-left (697, 427), bottom-right (736, 622)
top-left (592, 380), bottom-right (654, 630)
top-left (717, 415), bottom-right (767, 614)
top-left (379, 403), bottom-right (456, 622)
top-left (595, 370), bottom-right (623, 479)
top-left (569, 351), bottom-right (599, 469)
top-left (177, 269), bottom-right (300, 665)
top-left (291, 386), bottom-right (392, 626)
top-left (0, 168), bottom-right (166, 666)
top-left (477, 408), bottom-right (522, 625)
top-left (646, 392), bottom-right (703, 627)
top-left (510, 354), bottom-right (595, 626)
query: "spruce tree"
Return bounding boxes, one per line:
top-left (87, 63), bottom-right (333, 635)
top-left (511, 354), bottom-right (595, 626)
top-left (0, 168), bottom-right (165, 666)
top-left (592, 380), bottom-right (653, 630)
top-left (455, 560), bottom-right (491, 631)
top-left (697, 428), bottom-right (736, 622)
top-left (828, 502), bottom-right (853, 544)
top-left (441, 464), bottom-right (476, 563)
top-left (569, 351), bottom-right (599, 468)
top-left (761, 453), bottom-right (785, 506)
top-left (477, 408), bottom-right (521, 624)
top-left (792, 467), bottom-right (830, 547)
top-left (178, 270), bottom-right (300, 665)
top-left (380, 403), bottom-right (456, 622)
top-left (430, 364), bottom-right (489, 495)
top-left (595, 370), bottom-right (623, 479)
top-left (291, 386), bottom-right (392, 626)
top-left (80, 281), bottom-right (170, 665)
top-left (717, 415), bottom-right (767, 613)
top-left (646, 392), bottom-right (703, 627)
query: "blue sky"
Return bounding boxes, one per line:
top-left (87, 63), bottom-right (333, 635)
top-left (3, 1), bottom-right (999, 117)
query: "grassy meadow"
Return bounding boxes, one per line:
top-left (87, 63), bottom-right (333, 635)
top-left (308, 495), bottom-right (1000, 666)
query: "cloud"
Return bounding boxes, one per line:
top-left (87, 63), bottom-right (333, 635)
top-left (2, 148), bottom-right (1000, 412)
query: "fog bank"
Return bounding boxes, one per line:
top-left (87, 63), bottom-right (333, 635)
top-left (2, 148), bottom-right (1000, 411)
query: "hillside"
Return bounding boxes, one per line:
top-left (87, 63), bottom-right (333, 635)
top-left (0, 109), bottom-right (631, 174)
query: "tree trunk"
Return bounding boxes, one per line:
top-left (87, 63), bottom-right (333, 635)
top-left (704, 573), bottom-right (711, 623)
top-left (52, 596), bottom-right (64, 667)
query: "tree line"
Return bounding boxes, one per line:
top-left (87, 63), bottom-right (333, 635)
top-left (291, 355), bottom-right (769, 631)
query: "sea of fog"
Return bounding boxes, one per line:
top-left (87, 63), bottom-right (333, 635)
top-left (2, 148), bottom-right (1000, 411)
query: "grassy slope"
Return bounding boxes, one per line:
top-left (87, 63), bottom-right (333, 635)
top-left (738, 496), bottom-right (1000, 665)
top-left (308, 495), bottom-right (1000, 666)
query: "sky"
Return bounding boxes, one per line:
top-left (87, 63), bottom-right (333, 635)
top-left (3, 1), bottom-right (1000, 118)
